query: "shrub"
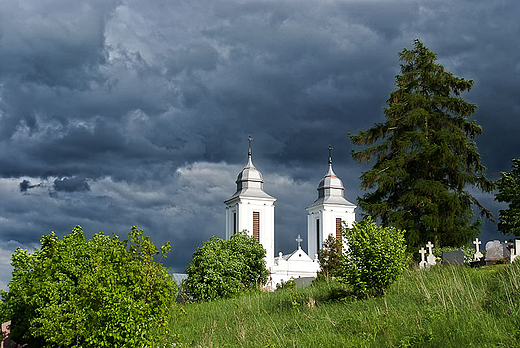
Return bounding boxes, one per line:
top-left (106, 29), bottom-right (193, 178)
top-left (183, 231), bottom-right (269, 302)
top-left (275, 279), bottom-right (296, 291)
top-left (0, 226), bottom-right (177, 347)
top-left (432, 245), bottom-right (479, 263)
top-left (317, 234), bottom-right (342, 278)
top-left (337, 217), bottom-right (407, 298)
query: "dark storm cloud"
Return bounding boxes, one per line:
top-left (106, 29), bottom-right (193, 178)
top-left (53, 176), bottom-right (90, 192)
top-left (19, 179), bottom-right (41, 193)
top-left (1, 0), bottom-right (519, 290)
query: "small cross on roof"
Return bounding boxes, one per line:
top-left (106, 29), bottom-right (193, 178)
top-left (247, 135), bottom-right (253, 156)
top-left (296, 234), bottom-right (303, 249)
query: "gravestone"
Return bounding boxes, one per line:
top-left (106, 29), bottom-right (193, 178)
top-left (473, 238), bottom-right (483, 261)
top-left (419, 247), bottom-right (427, 269)
top-left (442, 250), bottom-right (464, 265)
top-left (485, 240), bottom-right (510, 265)
top-left (294, 277), bottom-right (315, 288)
top-left (511, 240), bottom-right (520, 263)
top-left (426, 241), bottom-right (436, 266)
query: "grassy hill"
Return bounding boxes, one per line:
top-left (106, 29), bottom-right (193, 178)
top-left (157, 263), bottom-right (520, 347)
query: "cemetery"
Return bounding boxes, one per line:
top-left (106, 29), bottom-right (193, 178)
top-left (418, 237), bottom-right (520, 269)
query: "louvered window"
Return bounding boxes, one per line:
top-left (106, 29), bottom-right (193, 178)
top-left (336, 218), bottom-right (342, 241)
top-left (253, 212), bottom-right (260, 242)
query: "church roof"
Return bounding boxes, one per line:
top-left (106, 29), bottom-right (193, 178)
top-left (225, 137), bottom-right (276, 203)
top-left (307, 147), bottom-right (356, 209)
top-left (281, 247), bottom-right (313, 262)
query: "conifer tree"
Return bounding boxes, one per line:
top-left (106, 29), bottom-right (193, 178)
top-left (349, 39), bottom-right (493, 249)
top-left (495, 158), bottom-right (520, 236)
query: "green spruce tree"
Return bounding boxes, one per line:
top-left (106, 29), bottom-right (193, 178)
top-left (349, 39), bottom-right (493, 249)
top-left (495, 158), bottom-right (520, 236)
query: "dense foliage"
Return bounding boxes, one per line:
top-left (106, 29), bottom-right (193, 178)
top-left (183, 231), bottom-right (269, 302)
top-left (336, 217), bottom-right (406, 297)
top-left (317, 234), bottom-right (342, 278)
top-left (495, 158), bottom-right (520, 236)
top-left (432, 245), bottom-right (478, 263)
top-left (349, 39), bottom-right (493, 249)
top-left (0, 226), bottom-right (177, 348)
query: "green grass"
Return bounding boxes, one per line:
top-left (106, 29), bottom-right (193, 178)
top-left (157, 263), bottom-right (520, 347)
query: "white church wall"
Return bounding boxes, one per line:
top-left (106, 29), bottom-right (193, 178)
top-left (225, 197), bottom-right (275, 269)
top-left (306, 204), bottom-right (356, 257)
top-left (269, 248), bottom-right (320, 289)
top-left (307, 211), bottom-right (321, 259)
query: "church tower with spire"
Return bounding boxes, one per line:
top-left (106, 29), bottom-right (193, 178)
top-left (224, 136), bottom-right (276, 268)
top-left (306, 146), bottom-right (356, 257)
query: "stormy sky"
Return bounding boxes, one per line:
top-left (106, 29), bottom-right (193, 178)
top-left (1, 0), bottom-right (519, 290)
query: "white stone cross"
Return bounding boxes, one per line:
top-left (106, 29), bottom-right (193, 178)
top-left (296, 234), bottom-right (303, 249)
top-left (426, 241), bottom-right (436, 266)
top-left (419, 247), bottom-right (427, 269)
top-left (473, 238), bottom-right (483, 261)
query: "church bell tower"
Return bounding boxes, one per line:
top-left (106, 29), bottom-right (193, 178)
top-left (224, 136), bottom-right (276, 268)
top-left (306, 146), bottom-right (356, 257)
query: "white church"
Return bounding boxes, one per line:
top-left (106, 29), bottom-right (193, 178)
top-left (224, 138), bottom-right (356, 289)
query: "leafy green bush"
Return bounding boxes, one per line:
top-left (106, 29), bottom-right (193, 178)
top-left (0, 226), bottom-right (177, 348)
top-left (337, 217), bottom-right (407, 298)
top-left (183, 231), bottom-right (268, 302)
top-left (495, 158), bottom-right (520, 236)
top-left (432, 245), bottom-right (479, 263)
top-left (317, 234), bottom-right (342, 278)
top-left (275, 278), bottom-right (296, 291)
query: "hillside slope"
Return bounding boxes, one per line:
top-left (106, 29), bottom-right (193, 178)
top-left (158, 263), bottom-right (520, 347)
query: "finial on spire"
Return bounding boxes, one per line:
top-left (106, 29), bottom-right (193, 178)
top-left (247, 135), bottom-right (253, 157)
top-left (328, 145), bottom-right (333, 165)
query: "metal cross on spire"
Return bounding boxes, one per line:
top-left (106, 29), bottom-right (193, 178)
top-left (296, 234), bottom-right (303, 249)
top-left (247, 135), bottom-right (253, 157)
top-left (328, 145), bottom-right (333, 165)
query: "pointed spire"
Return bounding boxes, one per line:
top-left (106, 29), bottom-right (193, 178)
top-left (306, 143), bottom-right (356, 209)
top-left (226, 134), bottom-right (275, 202)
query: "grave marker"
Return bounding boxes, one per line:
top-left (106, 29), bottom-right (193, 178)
top-left (485, 240), bottom-right (510, 265)
top-left (426, 241), bottom-right (436, 266)
top-left (510, 239), bottom-right (520, 263)
top-left (442, 250), bottom-right (464, 265)
top-left (473, 238), bottom-right (483, 261)
top-left (419, 247), bottom-right (427, 269)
